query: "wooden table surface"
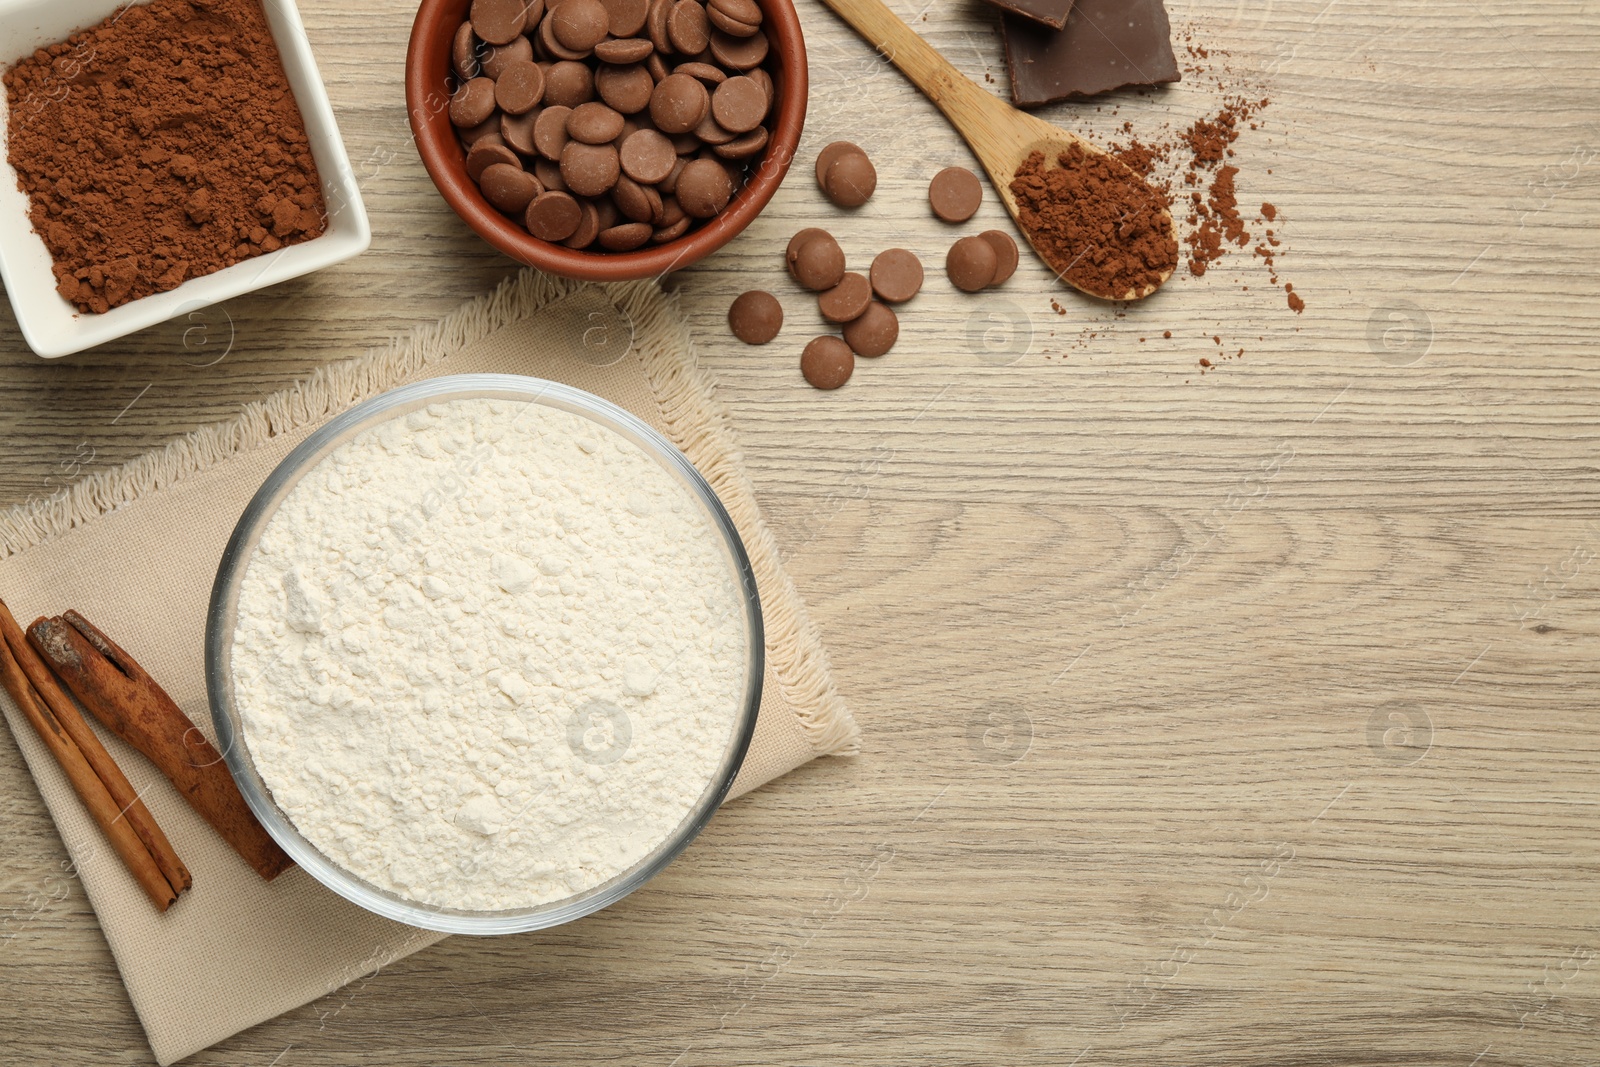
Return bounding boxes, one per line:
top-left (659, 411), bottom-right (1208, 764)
top-left (4, 0), bottom-right (1600, 1063)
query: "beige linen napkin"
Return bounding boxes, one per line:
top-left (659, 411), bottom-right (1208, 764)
top-left (0, 273), bottom-right (857, 1065)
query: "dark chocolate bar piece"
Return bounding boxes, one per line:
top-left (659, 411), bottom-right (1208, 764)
top-left (1003, 0), bottom-right (1179, 108)
top-left (981, 0), bottom-right (1074, 31)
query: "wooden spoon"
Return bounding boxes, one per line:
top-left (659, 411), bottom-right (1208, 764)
top-left (811, 0), bottom-right (1177, 301)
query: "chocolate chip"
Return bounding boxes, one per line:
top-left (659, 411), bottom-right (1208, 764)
top-left (785, 227), bottom-right (828, 279)
top-left (649, 73), bottom-right (710, 134)
top-left (708, 27), bottom-right (767, 69)
top-left (534, 157), bottom-right (567, 191)
top-left (470, 0), bottom-right (529, 44)
top-left (599, 221), bottom-right (653, 249)
top-left (712, 126), bottom-right (767, 159)
top-left (619, 128), bottom-right (676, 182)
top-left (466, 140), bottom-right (520, 181)
top-left (710, 75), bottom-right (766, 133)
top-left (495, 60), bottom-right (547, 115)
top-left (449, 77), bottom-right (498, 128)
top-left (533, 105), bottom-right (573, 159)
top-left (453, 22), bottom-right (482, 79)
top-left (653, 213), bottom-right (691, 241)
top-left (602, 0), bottom-right (651, 36)
top-left (709, 0), bottom-right (762, 26)
top-left (480, 162), bottom-right (542, 213)
top-left (817, 271), bottom-right (871, 323)
top-left (707, 4), bottom-right (759, 37)
top-left (791, 231), bottom-right (845, 291)
top-left (563, 197), bottom-right (603, 248)
top-left (728, 289), bottom-right (782, 344)
top-left (823, 151), bottom-right (875, 208)
top-left (501, 110), bottom-right (539, 155)
top-left (814, 141), bottom-right (864, 189)
top-left (595, 62), bottom-right (654, 113)
top-left (693, 111), bottom-right (737, 145)
top-left (668, 0), bottom-right (712, 54)
top-left (481, 35), bottom-right (533, 79)
top-left (567, 101), bottom-right (625, 143)
top-left (459, 117), bottom-right (504, 148)
top-left (594, 37), bottom-right (654, 63)
top-left (551, 0), bottom-right (611, 52)
top-left (842, 301), bottom-right (898, 357)
top-left (525, 190), bottom-right (583, 240)
top-left (675, 157), bottom-right (732, 217)
top-left (543, 60), bottom-right (595, 107)
top-left (675, 60), bottom-right (726, 85)
top-left (979, 229), bottom-right (1019, 285)
top-left (946, 234), bottom-right (998, 291)
top-left (929, 166), bottom-right (983, 222)
top-left (540, 12), bottom-right (592, 60)
top-left (869, 247), bottom-right (923, 303)
top-left (647, 0), bottom-right (673, 52)
top-left (560, 140), bottom-right (621, 196)
top-left (801, 336), bottom-right (854, 390)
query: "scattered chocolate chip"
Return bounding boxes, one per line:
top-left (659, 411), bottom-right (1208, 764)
top-left (817, 271), bottom-right (872, 323)
top-left (728, 289), bottom-right (783, 343)
top-left (929, 166), bottom-right (983, 222)
top-left (869, 247), bottom-right (923, 303)
top-left (801, 335), bottom-right (855, 390)
top-left (822, 151), bottom-right (876, 208)
top-left (978, 229), bottom-right (1019, 285)
top-left (842, 301), bottom-right (898, 357)
top-left (946, 234), bottom-right (998, 291)
top-left (791, 231), bottom-right (846, 291)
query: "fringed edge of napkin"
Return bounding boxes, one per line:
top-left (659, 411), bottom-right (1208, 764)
top-left (0, 272), bottom-right (857, 757)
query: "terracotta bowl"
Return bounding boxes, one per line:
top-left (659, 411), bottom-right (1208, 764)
top-left (407, 0), bottom-right (807, 281)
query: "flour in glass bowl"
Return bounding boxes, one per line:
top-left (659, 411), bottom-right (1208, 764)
top-left (230, 397), bottom-right (750, 911)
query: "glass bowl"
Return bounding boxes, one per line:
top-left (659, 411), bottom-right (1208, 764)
top-left (205, 374), bottom-right (763, 934)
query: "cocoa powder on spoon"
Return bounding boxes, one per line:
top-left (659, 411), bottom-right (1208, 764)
top-left (1008, 144), bottom-right (1178, 301)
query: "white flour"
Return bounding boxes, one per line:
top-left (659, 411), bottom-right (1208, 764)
top-left (231, 397), bottom-right (749, 911)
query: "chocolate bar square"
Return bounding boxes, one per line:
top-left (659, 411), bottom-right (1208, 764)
top-left (1004, 0), bottom-right (1180, 107)
top-left (982, 0), bottom-right (1074, 31)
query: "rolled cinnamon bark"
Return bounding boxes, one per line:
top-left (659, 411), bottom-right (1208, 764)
top-left (28, 611), bottom-right (294, 881)
top-left (0, 601), bottom-right (180, 911)
top-left (0, 601), bottom-right (190, 897)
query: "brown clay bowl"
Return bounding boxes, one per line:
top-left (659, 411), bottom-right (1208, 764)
top-left (407, 0), bottom-right (807, 281)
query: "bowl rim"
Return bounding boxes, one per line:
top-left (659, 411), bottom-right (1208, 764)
top-left (405, 0), bottom-right (806, 281)
top-left (205, 373), bottom-right (765, 934)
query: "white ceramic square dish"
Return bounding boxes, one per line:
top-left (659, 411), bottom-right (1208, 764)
top-left (0, 0), bottom-right (369, 359)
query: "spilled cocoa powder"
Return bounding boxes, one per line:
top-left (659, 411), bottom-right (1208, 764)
top-left (3, 0), bottom-right (327, 314)
top-left (1008, 143), bottom-right (1178, 300)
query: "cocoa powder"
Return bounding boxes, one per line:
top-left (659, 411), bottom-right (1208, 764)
top-left (3, 0), bottom-right (327, 314)
top-left (1008, 143), bottom-right (1178, 300)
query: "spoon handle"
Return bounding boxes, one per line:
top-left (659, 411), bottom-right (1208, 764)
top-left (811, 0), bottom-right (1010, 144)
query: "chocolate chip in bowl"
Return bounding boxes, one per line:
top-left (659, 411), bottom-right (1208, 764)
top-left (407, 0), bottom-right (807, 281)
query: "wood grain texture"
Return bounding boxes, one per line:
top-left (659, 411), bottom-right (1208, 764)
top-left (3, 0), bottom-right (1599, 1063)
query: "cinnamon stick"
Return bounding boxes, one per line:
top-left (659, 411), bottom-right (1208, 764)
top-left (0, 601), bottom-right (191, 897)
top-left (29, 611), bottom-right (294, 881)
top-left (0, 601), bottom-right (179, 911)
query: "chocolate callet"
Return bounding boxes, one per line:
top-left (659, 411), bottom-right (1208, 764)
top-left (1008, 144), bottom-right (1177, 299)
